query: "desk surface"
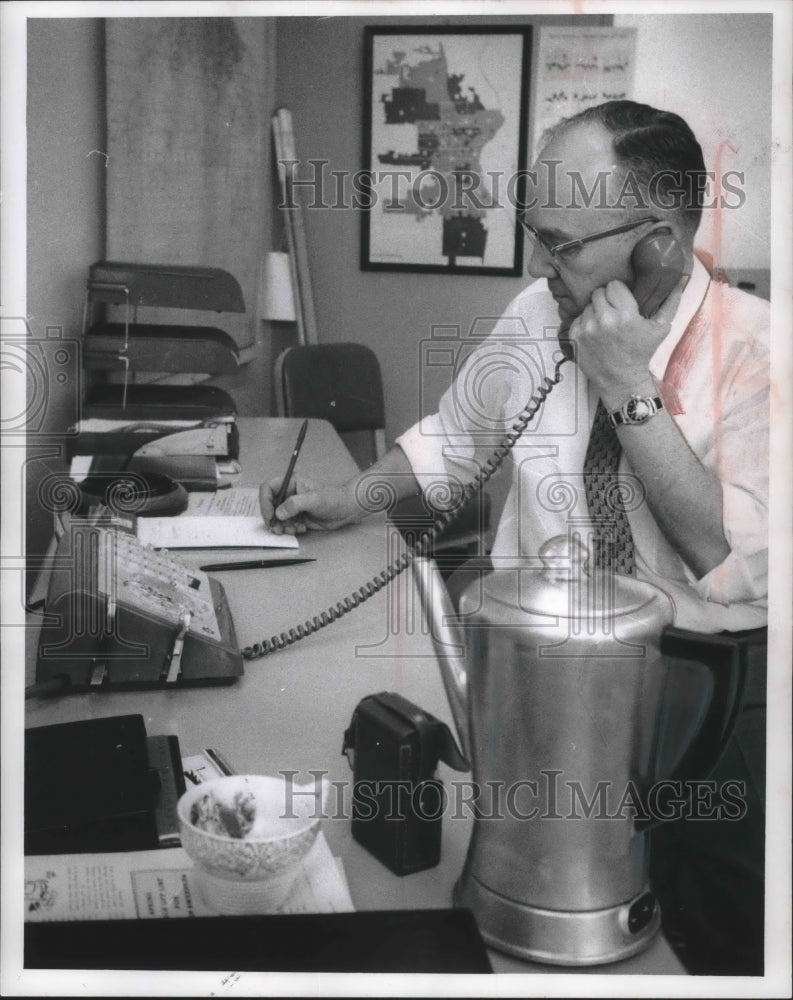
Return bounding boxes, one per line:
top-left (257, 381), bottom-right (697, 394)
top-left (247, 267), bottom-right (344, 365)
top-left (24, 417), bottom-right (685, 977)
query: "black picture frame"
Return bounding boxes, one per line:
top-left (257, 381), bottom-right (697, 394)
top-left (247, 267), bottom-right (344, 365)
top-left (361, 25), bottom-right (531, 276)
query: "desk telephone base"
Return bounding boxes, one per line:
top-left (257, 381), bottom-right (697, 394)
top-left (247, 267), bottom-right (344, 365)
top-left (36, 517), bottom-right (243, 692)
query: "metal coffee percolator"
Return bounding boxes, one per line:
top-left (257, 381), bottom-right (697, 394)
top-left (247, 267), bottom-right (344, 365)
top-left (420, 534), bottom-right (740, 966)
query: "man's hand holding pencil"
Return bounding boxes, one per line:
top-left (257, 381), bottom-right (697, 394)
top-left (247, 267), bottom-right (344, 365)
top-left (259, 475), bottom-right (365, 534)
top-left (259, 419), bottom-right (425, 535)
top-left (259, 420), bottom-right (365, 534)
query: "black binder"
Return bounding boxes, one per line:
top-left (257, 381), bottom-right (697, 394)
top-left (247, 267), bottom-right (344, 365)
top-left (25, 715), bottom-right (182, 855)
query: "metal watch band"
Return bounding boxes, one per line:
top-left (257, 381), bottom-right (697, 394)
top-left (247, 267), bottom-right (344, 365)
top-left (607, 395), bottom-right (664, 428)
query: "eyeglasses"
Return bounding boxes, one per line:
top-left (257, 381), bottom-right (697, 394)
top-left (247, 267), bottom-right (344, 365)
top-left (520, 216), bottom-right (660, 261)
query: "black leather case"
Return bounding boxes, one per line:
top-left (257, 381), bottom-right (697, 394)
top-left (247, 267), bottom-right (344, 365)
top-left (342, 692), bottom-right (467, 876)
top-left (25, 715), bottom-right (161, 855)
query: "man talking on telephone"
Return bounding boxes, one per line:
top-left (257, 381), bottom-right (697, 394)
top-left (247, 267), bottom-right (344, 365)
top-left (260, 101), bottom-right (769, 975)
top-left (261, 100), bottom-right (769, 637)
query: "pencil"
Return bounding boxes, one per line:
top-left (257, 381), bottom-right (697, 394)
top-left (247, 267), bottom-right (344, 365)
top-left (271, 419), bottom-right (309, 526)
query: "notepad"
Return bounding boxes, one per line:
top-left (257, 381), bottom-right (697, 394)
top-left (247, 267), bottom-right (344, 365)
top-left (137, 516), bottom-right (299, 550)
top-left (185, 487), bottom-right (260, 517)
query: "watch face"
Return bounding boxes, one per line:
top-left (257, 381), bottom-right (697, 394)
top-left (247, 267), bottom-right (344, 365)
top-left (625, 397), bottom-right (652, 423)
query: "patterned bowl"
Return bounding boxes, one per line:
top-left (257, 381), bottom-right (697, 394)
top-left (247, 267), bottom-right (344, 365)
top-left (177, 774), bottom-right (324, 884)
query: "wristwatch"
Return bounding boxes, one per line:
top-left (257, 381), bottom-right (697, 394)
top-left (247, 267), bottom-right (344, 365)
top-left (607, 394), bottom-right (664, 428)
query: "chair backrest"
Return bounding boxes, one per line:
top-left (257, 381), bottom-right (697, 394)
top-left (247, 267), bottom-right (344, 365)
top-left (275, 342), bottom-right (387, 461)
top-left (275, 341), bottom-right (491, 553)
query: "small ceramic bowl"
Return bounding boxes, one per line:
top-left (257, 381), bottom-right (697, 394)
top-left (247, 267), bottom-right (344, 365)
top-left (177, 774), bottom-right (324, 914)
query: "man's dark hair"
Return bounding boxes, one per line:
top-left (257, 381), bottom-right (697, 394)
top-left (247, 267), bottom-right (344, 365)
top-left (544, 100), bottom-right (708, 234)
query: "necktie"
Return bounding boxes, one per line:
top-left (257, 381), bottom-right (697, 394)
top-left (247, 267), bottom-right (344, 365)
top-left (583, 400), bottom-right (636, 575)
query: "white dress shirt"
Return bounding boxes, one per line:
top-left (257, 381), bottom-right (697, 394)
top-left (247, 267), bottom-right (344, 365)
top-left (397, 256), bottom-right (769, 632)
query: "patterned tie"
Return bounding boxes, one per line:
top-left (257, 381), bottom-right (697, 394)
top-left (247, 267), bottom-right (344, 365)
top-left (583, 400), bottom-right (636, 575)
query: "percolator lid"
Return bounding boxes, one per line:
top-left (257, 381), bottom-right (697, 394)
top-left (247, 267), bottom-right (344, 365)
top-left (478, 534), bottom-right (674, 622)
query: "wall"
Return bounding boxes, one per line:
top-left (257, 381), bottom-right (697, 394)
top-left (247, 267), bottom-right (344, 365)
top-left (102, 17), bottom-right (277, 416)
top-left (614, 12), bottom-right (772, 284)
top-left (26, 19), bottom-right (106, 590)
top-left (274, 13), bottom-right (608, 455)
top-left (274, 12), bottom-right (772, 455)
top-left (20, 12), bottom-right (773, 577)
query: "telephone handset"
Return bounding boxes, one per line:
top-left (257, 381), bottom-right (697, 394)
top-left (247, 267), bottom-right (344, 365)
top-left (76, 470), bottom-right (189, 517)
top-left (558, 228), bottom-right (687, 355)
top-left (242, 232), bottom-right (685, 660)
top-left (631, 229), bottom-right (687, 318)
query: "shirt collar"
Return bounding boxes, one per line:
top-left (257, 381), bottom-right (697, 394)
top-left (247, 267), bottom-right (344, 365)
top-left (648, 254), bottom-right (711, 381)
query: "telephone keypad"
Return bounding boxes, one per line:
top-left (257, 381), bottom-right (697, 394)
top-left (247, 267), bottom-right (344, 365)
top-left (96, 528), bottom-right (221, 641)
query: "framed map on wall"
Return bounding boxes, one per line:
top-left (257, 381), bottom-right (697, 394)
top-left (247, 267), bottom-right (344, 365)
top-left (361, 26), bottom-right (531, 276)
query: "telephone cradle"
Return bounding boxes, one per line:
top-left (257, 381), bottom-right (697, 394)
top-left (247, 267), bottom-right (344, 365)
top-left (36, 516), bottom-right (243, 692)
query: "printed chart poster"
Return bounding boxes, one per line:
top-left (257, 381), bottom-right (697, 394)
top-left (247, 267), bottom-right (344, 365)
top-left (362, 28), bottom-right (531, 275)
top-left (532, 27), bottom-right (637, 161)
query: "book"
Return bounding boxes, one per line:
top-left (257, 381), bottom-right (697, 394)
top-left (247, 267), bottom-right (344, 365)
top-left (146, 735), bottom-right (187, 848)
top-left (25, 716), bottom-right (160, 856)
top-left (25, 717), bottom-right (187, 855)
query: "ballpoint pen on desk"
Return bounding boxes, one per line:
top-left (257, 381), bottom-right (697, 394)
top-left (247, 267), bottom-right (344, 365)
top-left (200, 558), bottom-right (316, 572)
top-left (270, 419), bottom-right (309, 528)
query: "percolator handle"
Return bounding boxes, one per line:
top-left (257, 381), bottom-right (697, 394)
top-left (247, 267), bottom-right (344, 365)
top-left (635, 624), bottom-right (766, 832)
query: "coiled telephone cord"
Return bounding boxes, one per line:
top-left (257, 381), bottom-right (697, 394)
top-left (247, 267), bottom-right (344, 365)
top-left (242, 357), bottom-right (568, 660)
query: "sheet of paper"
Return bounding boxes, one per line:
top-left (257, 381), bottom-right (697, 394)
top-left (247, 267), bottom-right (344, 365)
top-left (185, 488), bottom-right (261, 517)
top-left (136, 515), bottom-right (298, 550)
top-left (25, 832), bottom-right (354, 922)
top-left (75, 418), bottom-right (206, 433)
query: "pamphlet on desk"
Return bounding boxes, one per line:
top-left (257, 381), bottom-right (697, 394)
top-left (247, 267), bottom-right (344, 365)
top-left (24, 834), bottom-right (354, 922)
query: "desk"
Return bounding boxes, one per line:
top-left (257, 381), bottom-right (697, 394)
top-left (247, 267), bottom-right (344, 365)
top-left (24, 417), bottom-right (685, 977)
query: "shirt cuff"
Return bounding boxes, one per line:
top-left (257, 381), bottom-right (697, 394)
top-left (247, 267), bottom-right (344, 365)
top-left (395, 415), bottom-right (463, 503)
top-left (690, 547), bottom-right (768, 606)
top-left (688, 483), bottom-right (768, 605)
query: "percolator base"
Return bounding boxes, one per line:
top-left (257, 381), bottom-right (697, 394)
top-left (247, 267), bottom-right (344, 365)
top-left (454, 874), bottom-right (661, 966)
